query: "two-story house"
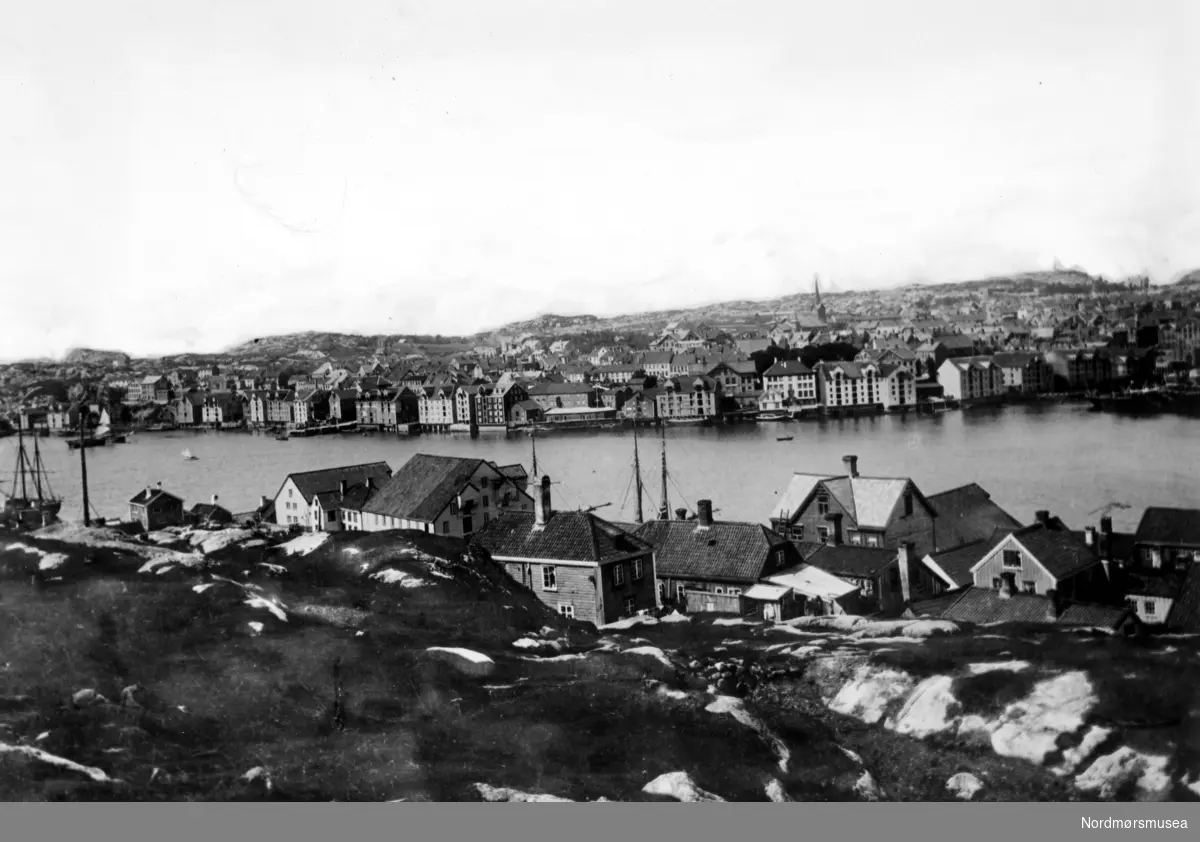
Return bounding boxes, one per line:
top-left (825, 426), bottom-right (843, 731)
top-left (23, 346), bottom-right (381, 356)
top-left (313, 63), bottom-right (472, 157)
top-left (770, 455), bottom-right (940, 558)
top-left (128, 483), bottom-right (185, 531)
top-left (472, 477), bottom-right (658, 626)
top-left (624, 499), bottom-right (801, 612)
top-left (272, 462), bottom-right (393, 531)
top-left (358, 453), bottom-right (534, 537)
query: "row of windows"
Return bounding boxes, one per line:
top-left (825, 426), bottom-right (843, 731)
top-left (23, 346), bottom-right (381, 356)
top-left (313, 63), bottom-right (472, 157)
top-left (541, 558), bottom-right (644, 591)
top-left (992, 576), bottom-right (1037, 594)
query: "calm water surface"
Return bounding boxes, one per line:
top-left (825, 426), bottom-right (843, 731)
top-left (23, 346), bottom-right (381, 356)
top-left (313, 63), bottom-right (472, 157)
top-left (9, 404), bottom-right (1198, 534)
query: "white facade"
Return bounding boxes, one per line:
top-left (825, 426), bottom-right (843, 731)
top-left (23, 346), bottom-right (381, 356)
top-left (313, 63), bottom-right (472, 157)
top-left (817, 362), bottom-right (883, 408)
top-left (881, 368), bottom-right (916, 409)
top-left (937, 357), bottom-right (1005, 401)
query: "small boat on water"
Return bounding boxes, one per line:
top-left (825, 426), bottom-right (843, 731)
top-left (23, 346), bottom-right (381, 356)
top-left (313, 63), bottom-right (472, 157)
top-left (275, 434), bottom-right (290, 441)
top-left (665, 416), bottom-right (710, 426)
top-left (777, 435), bottom-right (794, 442)
top-left (182, 448), bottom-right (198, 460)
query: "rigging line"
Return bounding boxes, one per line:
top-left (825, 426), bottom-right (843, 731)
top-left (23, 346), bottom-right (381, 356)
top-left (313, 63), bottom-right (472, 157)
top-left (617, 471), bottom-right (634, 519)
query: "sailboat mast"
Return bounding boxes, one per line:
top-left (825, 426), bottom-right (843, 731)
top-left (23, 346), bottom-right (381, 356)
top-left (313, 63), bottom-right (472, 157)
top-left (31, 434), bottom-right (44, 501)
top-left (530, 428), bottom-right (539, 476)
top-left (17, 418), bottom-right (28, 501)
top-left (79, 412), bottom-right (91, 527)
top-left (659, 423), bottom-right (669, 520)
top-left (633, 423), bottom-right (644, 523)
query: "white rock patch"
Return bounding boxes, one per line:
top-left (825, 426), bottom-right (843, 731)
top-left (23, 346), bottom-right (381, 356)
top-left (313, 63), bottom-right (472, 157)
top-left (887, 675), bottom-right (960, 738)
top-left (1074, 747), bottom-right (1175, 800)
top-left (989, 671), bottom-right (1096, 766)
top-left (623, 646), bottom-right (675, 670)
top-left (966, 660), bottom-right (1032, 675)
top-left (0, 742), bottom-right (119, 784)
top-left (829, 665), bottom-right (914, 724)
top-left (946, 772), bottom-right (984, 801)
top-left (474, 783), bottom-right (572, 802)
top-left (642, 771), bottom-right (724, 802)
top-left (764, 778), bottom-right (792, 802)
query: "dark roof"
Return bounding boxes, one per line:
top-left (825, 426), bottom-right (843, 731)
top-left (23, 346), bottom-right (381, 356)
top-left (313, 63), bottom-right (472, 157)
top-left (284, 462), bottom-right (392, 503)
top-left (923, 541), bottom-right (989, 587)
top-left (129, 488), bottom-right (184, 506)
top-left (189, 502), bottom-right (233, 520)
top-left (338, 483), bottom-right (375, 512)
top-left (927, 483), bottom-right (1023, 550)
top-left (1166, 564), bottom-right (1200, 632)
top-left (497, 464), bottom-right (529, 481)
top-left (1069, 529), bottom-right (1137, 563)
top-left (1120, 569), bottom-right (1187, 599)
top-left (905, 588), bottom-right (970, 618)
top-left (631, 519), bottom-right (793, 583)
top-left (763, 360), bottom-right (813, 377)
top-left (803, 544), bottom-right (896, 579)
top-left (362, 454), bottom-right (514, 522)
top-left (1134, 507), bottom-right (1200, 548)
top-left (472, 510), bottom-right (652, 563)
top-left (1003, 523), bottom-right (1102, 580)
top-left (937, 588), bottom-right (1131, 628)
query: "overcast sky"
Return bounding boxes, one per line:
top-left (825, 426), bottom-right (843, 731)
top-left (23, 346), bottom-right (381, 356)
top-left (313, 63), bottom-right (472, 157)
top-left (4, 0), bottom-right (1199, 360)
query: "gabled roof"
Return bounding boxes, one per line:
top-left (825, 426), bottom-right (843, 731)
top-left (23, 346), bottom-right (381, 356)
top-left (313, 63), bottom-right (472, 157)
top-left (973, 523), bottom-right (1101, 581)
top-left (631, 518), bottom-right (793, 582)
top-left (362, 454), bottom-right (520, 522)
top-left (497, 464), bottom-right (529, 482)
top-left (922, 540), bottom-right (990, 588)
top-left (189, 502), bottom-right (233, 519)
top-left (803, 544), bottom-right (896, 579)
top-left (767, 563), bottom-right (858, 600)
top-left (129, 488), bottom-right (183, 506)
top-left (1134, 507), bottom-right (1200, 548)
top-left (282, 462), bottom-right (392, 504)
top-left (927, 483), bottom-right (1022, 550)
top-left (473, 510), bottom-right (652, 563)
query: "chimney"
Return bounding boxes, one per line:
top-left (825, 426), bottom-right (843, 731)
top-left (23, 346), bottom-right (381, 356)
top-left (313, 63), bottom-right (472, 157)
top-left (146, 485), bottom-right (153, 499)
top-left (339, 480), bottom-right (348, 497)
top-left (675, 507), bottom-right (688, 521)
top-left (897, 543), bottom-right (913, 604)
top-left (157, 481), bottom-right (163, 491)
top-left (696, 499), bottom-right (714, 528)
top-left (1084, 526), bottom-right (1097, 549)
top-left (1034, 509), bottom-right (1051, 527)
top-left (998, 572), bottom-right (1016, 599)
top-left (1046, 588), bottom-right (1061, 618)
top-left (534, 475), bottom-right (552, 527)
top-left (826, 512), bottom-right (843, 545)
top-left (260, 495), bottom-right (269, 508)
top-left (366, 477), bottom-right (375, 491)
top-left (211, 494), bottom-right (218, 506)
top-left (843, 454), bottom-right (859, 478)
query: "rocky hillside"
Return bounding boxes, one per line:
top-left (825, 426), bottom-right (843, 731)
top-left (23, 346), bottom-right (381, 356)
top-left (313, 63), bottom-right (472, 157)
top-left (1, 525), bottom-right (1198, 802)
top-left (61, 349), bottom-right (131, 368)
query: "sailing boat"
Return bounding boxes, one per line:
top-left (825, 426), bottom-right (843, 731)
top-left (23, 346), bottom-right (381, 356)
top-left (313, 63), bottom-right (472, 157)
top-left (3, 419), bottom-right (63, 523)
top-left (181, 448), bottom-right (198, 461)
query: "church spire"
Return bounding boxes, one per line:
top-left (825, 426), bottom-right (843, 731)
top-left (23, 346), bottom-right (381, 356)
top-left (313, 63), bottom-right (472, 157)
top-left (813, 274), bottom-right (827, 324)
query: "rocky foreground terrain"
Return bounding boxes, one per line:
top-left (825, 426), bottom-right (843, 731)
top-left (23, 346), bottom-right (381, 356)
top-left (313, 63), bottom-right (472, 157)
top-left (1, 523), bottom-right (1199, 802)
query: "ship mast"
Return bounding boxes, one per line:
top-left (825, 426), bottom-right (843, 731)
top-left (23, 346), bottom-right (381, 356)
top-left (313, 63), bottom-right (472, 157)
top-left (658, 423), bottom-right (669, 520)
top-left (530, 428), bottom-right (539, 477)
top-left (79, 404), bottom-right (91, 526)
top-left (31, 433), bottom-right (44, 501)
top-left (16, 417), bottom-right (28, 501)
top-left (632, 422), bottom-right (644, 523)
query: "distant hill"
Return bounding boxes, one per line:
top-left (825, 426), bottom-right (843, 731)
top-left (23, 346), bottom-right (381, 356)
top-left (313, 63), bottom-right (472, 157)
top-left (62, 347), bottom-right (131, 367)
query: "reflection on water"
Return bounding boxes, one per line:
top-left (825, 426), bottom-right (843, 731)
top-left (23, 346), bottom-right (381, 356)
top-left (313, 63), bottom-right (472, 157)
top-left (10, 404), bottom-right (1198, 534)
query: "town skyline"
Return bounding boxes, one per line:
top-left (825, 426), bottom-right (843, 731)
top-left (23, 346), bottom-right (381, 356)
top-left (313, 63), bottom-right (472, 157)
top-left (5, 0), bottom-right (1199, 360)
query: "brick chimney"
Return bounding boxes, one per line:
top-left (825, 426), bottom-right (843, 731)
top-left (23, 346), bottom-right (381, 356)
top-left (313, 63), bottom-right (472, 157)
top-left (534, 475), bottom-right (552, 527)
top-left (696, 499), bottom-right (714, 528)
top-left (897, 543), bottom-right (914, 604)
top-left (1034, 510), bottom-right (1051, 527)
top-left (675, 507), bottom-right (688, 521)
top-left (1046, 588), bottom-right (1061, 618)
top-left (339, 480), bottom-right (348, 497)
top-left (211, 494), bottom-right (218, 506)
top-left (843, 454), bottom-right (859, 478)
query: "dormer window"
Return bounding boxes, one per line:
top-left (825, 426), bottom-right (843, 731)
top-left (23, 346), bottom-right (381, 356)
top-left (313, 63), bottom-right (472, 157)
top-left (817, 493), bottom-right (829, 517)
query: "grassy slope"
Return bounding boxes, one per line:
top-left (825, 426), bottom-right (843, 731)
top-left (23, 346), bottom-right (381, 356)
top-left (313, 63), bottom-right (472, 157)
top-left (1, 527), bottom-right (1197, 802)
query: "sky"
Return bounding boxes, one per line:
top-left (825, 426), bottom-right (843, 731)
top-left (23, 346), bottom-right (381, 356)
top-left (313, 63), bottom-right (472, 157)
top-left (3, 0), bottom-right (1199, 360)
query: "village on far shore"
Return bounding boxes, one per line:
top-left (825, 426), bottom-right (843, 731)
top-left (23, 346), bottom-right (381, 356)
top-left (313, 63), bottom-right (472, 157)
top-left (4, 273), bottom-right (1200, 443)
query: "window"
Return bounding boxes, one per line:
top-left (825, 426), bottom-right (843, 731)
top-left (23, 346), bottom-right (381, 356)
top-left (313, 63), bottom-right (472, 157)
top-left (1002, 550), bottom-right (1021, 569)
top-left (450, 497), bottom-right (460, 515)
top-left (903, 492), bottom-right (913, 516)
top-left (992, 577), bottom-right (1003, 589)
top-left (632, 558), bottom-right (644, 580)
top-left (677, 583), bottom-right (686, 601)
top-left (774, 548), bottom-right (786, 567)
top-left (482, 496), bottom-right (489, 508)
top-left (1144, 600), bottom-right (1156, 616)
top-left (483, 512), bottom-right (489, 527)
top-left (623, 596), bottom-right (637, 616)
top-left (288, 489), bottom-right (293, 497)
top-left (817, 493), bottom-right (829, 517)
top-left (462, 515), bottom-right (473, 534)
top-left (329, 510), bottom-right (337, 521)
top-left (542, 566), bottom-right (557, 591)
top-left (613, 564), bottom-right (626, 587)
top-left (817, 526), bottom-right (830, 543)
top-left (866, 534), bottom-right (881, 548)
top-left (850, 533), bottom-right (863, 545)
top-left (727, 588), bottom-right (741, 597)
top-left (558, 604), bottom-right (575, 619)
top-left (1023, 581), bottom-right (1036, 594)
top-left (714, 586), bottom-right (725, 595)
top-left (441, 521), bottom-right (450, 534)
